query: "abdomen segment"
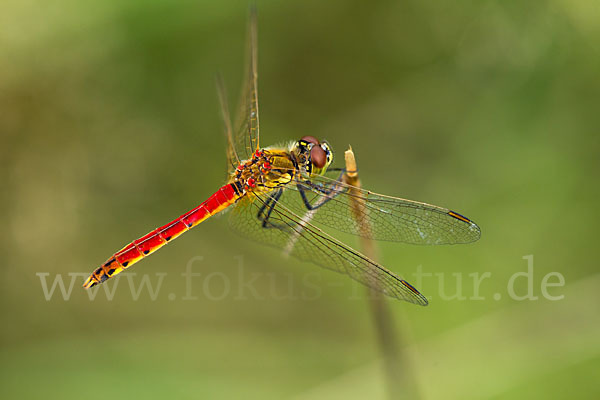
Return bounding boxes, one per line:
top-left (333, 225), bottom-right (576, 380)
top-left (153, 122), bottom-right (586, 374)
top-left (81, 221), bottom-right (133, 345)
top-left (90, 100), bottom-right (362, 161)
top-left (83, 184), bottom-right (240, 288)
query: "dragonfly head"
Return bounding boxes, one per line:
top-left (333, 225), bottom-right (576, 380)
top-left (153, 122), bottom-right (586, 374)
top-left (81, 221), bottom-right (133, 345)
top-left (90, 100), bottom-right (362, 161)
top-left (293, 136), bottom-right (333, 177)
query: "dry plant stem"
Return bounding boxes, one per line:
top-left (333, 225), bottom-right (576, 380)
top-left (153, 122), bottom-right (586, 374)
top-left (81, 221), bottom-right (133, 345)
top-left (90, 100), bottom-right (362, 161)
top-left (343, 147), bottom-right (420, 400)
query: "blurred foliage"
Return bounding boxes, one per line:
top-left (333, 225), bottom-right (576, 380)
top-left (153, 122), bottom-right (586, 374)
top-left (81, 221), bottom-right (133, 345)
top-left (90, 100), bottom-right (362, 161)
top-left (1, 0), bottom-right (599, 399)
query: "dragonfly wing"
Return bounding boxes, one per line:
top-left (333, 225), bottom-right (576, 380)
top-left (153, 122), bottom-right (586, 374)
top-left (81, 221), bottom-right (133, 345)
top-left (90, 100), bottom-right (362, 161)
top-left (278, 173), bottom-right (481, 245)
top-left (229, 192), bottom-right (429, 305)
top-left (233, 8), bottom-right (260, 162)
top-left (216, 74), bottom-right (239, 175)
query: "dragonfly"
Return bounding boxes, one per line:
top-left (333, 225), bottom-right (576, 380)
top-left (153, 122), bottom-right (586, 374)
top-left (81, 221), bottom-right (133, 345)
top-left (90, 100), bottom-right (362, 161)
top-left (83, 11), bottom-right (481, 305)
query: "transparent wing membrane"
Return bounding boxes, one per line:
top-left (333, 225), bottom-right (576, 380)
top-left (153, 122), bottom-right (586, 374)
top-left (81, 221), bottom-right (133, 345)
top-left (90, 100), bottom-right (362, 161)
top-left (260, 170), bottom-right (481, 245)
top-left (233, 8), bottom-right (260, 161)
top-left (230, 193), bottom-right (429, 305)
top-left (216, 74), bottom-right (239, 175)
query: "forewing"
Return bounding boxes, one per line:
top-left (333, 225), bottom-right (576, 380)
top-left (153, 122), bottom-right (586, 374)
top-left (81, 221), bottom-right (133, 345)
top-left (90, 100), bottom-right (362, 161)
top-left (229, 192), bottom-right (429, 305)
top-left (233, 8), bottom-right (260, 162)
top-left (216, 74), bottom-right (238, 175)
top-left (279, 173), bottom-right (481, 245)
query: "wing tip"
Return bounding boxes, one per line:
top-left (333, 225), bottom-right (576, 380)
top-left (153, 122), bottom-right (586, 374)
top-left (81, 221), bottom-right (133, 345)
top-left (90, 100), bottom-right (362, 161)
top-left (448, 210), bottom-right (482, 243)
top-left (448, 210), bottom-right (471, 223)
top-left (400, 279), bottom-right (429, 306)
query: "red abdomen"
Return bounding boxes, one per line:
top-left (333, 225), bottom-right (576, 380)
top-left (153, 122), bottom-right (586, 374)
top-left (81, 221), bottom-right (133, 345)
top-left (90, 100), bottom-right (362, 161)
top-left (83, 183), bottom-right (241, 288)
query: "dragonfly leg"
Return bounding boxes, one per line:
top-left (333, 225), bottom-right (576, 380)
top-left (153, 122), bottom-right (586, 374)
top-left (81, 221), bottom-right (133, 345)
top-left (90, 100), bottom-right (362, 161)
top-left (256, 190), bottom-right (277, 221)
top-left (257, 189), bottom-right (285, 229)
top-left (297, 169), bottom-right (346, 211)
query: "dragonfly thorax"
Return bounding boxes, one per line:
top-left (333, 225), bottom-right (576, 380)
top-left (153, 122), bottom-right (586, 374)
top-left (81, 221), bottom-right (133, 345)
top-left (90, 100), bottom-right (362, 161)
top-left (233, 149), bottom-right (296, 193)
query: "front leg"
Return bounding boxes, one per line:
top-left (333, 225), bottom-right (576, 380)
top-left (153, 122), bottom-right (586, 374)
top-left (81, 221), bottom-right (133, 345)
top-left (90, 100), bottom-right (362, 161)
top-left (297, 169), bottom-right (347, 211)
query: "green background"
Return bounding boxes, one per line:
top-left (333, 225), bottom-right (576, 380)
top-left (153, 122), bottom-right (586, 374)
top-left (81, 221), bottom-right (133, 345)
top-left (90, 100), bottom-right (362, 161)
top-left (2, 0), bottom-right (598, 399)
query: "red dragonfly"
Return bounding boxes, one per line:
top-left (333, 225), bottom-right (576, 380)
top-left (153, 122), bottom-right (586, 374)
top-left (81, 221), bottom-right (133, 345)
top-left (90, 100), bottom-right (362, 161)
top-left (83, 12), bottom-right (480, 305)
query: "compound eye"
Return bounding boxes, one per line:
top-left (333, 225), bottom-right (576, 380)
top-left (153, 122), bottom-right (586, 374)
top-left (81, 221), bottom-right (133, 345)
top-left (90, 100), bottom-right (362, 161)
top-left (300, 135), bottom-right (320, 145)
top-left (321, 143), bottom-right (332, 162)
top-left (310, 144), bottom-right (327, 168)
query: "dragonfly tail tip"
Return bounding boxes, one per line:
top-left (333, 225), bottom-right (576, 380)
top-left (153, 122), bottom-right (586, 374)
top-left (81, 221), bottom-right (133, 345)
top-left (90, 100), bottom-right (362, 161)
top-left (82, 276), bottom-right (97, 289)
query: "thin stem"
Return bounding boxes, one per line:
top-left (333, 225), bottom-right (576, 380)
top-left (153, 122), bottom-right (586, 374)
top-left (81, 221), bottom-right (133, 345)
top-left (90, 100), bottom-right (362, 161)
top-left (343, 147), bottom-right (421, 400)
